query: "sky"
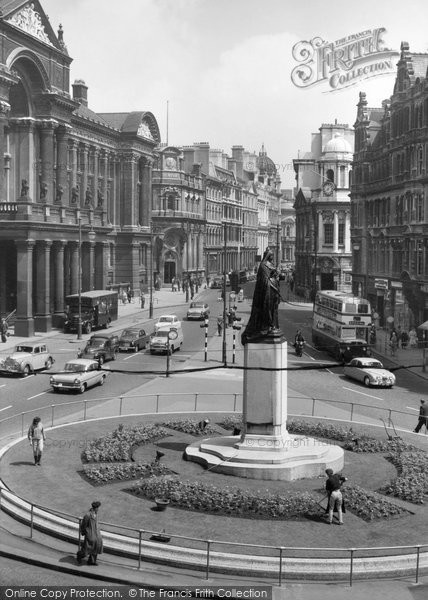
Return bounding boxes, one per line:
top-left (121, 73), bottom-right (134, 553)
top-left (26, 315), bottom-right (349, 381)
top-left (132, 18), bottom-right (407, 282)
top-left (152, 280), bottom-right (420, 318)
top-left (39, 0), bottom-right (428, 188)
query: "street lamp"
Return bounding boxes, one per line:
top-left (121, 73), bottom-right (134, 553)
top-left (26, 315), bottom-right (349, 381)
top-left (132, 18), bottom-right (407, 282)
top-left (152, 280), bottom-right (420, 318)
top-left (166, 328), bottom-right (178, 377)
top-left (149, 220), bottom-right (154, 319)
top-left (77, 217), bottom-right (82, 340)
top-left (222, 221), bottom-right (227, 366)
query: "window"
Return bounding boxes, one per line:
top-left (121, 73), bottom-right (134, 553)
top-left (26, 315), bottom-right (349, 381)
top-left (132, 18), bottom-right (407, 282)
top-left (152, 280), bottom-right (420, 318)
top-left (338, 223), bottom-right (344, 245)
top-left (324, 223), bottom-right (333, 244)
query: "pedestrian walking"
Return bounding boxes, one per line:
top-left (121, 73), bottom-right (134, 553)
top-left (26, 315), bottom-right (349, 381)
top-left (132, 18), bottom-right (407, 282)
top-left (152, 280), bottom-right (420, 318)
top-left (325, 468), bottom-right (347, 525)
top-left (401, 329), bottom-right (409, 349)
top-left (126, 286), bottom-right (132, 303)
top-left (414, 399), bottom-right (428, 433)
top-left (77, 500), bottom-right (103, 566)
top-left (409, 327), bottom-right (418, 348)
top-left (140, 292), bottom-right (145, 309)
top-left (0, 317), bottom-right (8, 343)
top-left (217, 316), bottom-right (223, 336)
top-left (28, 416), bottom-right (46, 465)
top-left (390, 330), bottom-right (398, 356)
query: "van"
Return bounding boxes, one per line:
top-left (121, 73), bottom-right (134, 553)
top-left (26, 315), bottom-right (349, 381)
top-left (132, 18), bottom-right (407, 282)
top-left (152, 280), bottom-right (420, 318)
top-left (64, 290), bottom-right (118, 334)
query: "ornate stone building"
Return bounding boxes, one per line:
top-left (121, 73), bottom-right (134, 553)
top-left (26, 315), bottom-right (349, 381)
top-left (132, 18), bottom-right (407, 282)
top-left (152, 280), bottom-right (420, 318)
top-left (293, 122), bottom-right (353, 299)
top-left (280, 188), bottom-right (295, 270)
top-left (352, 42), bottom-right (428, 329)
top-left (0, 1), bottom-right (159, 335)
top-left (151, 146), bottom-right (205, 285)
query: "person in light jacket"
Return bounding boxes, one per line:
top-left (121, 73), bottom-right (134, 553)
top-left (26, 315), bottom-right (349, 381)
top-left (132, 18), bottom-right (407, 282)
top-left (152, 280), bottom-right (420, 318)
top-left (28, 416), bottom-right (46, 465)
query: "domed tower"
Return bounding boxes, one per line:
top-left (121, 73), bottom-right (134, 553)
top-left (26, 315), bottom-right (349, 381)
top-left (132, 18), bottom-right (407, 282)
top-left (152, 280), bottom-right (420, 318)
top-left (321, 132), bottom-right (353, 192)
top-left (256, 144), bottom-right (277, 186)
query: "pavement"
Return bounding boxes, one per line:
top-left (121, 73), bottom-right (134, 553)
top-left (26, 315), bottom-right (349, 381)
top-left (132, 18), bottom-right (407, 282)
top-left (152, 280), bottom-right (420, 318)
top-left (1, 289), bottom-right (428, 598)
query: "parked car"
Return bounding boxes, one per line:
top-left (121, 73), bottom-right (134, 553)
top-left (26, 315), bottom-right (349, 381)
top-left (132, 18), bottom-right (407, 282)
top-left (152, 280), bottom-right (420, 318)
top-left (154, 314), bottom-right (181, 332)
top-left (78, 333), bottom-right (119, 365)
top-left (344, 357), bottom-right (396, 388)
top-left (150, 327), bottom-right (183, 354)
top-left (118, 327), bottom-right (150, 352)
top-left (50, 359), bottom-right (107, 393)
top-left (0, 342), bottom-right (54, 377)
top-left (187, 302), bottom-right (210, 321)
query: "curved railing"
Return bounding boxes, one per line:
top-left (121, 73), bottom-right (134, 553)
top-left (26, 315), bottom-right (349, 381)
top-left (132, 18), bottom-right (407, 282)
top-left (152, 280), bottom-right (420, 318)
top-left (1, 392), bottom-right (428, 587)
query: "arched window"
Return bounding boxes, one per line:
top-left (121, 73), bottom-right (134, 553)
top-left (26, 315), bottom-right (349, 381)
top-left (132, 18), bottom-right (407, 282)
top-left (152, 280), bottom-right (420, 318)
top-left (326, 169), bottom-right (334, 183)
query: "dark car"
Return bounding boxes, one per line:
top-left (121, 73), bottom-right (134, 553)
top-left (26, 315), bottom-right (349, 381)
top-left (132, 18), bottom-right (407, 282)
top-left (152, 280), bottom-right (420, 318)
top-left (118, 327), bottom-right (150, 352)
top-left (79, 333), bottom-right (119, 365)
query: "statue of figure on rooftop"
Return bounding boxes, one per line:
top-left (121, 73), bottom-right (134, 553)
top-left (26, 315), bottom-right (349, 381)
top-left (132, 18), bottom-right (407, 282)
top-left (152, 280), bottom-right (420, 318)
top-left (241, 247), bottom-right (284, 344)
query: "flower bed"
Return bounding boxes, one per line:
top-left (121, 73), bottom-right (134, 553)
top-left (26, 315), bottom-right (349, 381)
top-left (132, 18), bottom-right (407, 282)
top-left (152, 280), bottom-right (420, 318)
top-left (82, 461), bottom-right (172, 485)
top-left (82, 423), bottom-right (169, 463)
top-left (380, 451), bottom-right (428, 504)
top-left (161, 418), bottom-right (218, 435)
top-left (130, 475), bottom-right (411, 521)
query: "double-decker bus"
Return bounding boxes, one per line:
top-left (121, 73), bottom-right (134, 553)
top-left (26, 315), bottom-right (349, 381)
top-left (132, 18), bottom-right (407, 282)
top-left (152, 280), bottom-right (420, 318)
top-left (312, 290), bottom-right (372, 363)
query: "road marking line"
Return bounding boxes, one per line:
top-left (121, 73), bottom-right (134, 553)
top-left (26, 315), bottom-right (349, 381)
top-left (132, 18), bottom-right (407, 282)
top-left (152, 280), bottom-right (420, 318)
top-left (342, 386), bottom-right (383, 401)
top-left (0, 405), bottom-right (11, 412)
top-left (0, 384), bottom-right (6, 388)
top-left (123, 354), bottom-right (138, 361)
top-left (27, 391), bottom-right (47, 400)
top-left (407, 406), bottom-right (419, 411)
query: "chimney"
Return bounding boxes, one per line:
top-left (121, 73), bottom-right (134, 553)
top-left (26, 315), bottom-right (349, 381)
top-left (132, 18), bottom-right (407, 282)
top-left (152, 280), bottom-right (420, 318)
top-left (72, 79), bottom-right (88, 107)
top-left (232, 145), bottom-right (244, 179)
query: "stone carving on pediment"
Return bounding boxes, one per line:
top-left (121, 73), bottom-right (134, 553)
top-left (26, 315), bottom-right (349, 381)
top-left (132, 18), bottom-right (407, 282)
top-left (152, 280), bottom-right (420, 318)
top-left (7, 4), bottom-right (54, 47)
top-left (137, 120), bottom-right (154, 140)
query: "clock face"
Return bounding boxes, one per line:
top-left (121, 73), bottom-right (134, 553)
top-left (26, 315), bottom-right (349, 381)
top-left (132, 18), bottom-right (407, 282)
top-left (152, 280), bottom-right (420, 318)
top-left (323, 181), bottom-right (335, 196)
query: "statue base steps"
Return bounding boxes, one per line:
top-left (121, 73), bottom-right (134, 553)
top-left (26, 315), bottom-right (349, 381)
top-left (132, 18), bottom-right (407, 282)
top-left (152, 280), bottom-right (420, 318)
top-left (185, 434), bottom-right (344, 481)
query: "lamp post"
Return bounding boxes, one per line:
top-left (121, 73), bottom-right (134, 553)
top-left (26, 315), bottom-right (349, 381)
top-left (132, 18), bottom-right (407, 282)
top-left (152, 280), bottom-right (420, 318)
top-left (149, 221), bottom-right (154, 319)
top-left (77, 217), bottom-right (82, 340)
top-left (222, 221), bottom-right (227, 367)
top-left (166, 328), bottom-right (178, 377)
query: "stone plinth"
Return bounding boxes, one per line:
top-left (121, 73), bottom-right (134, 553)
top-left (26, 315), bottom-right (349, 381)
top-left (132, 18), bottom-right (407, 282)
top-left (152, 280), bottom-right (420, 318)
top-left (185, 335), bottom-right (344, 480)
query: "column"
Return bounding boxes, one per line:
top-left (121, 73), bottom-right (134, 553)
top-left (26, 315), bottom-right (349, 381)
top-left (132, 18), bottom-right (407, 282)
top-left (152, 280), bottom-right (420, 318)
top-left (70, 139), bottom-right (79, 205)
top-left (56, 125), bottom-right (69, 204)
top-left (344, 211), bottom-right (351, 253)
top-left (318, 212), bottom-right (323, 247)
top-left (95, 241), bottom-right (109, 290)
top-left (81, 144), bottom-right (88, 206)
top-left (333, 210), bottom-right (339, 253)
top-left (39, 121), bottom-right (56, 203)
top-left (123, 152), bottom-right (137, 227)
top-left (141, 158), bottom-right (153, 227)
top-left (34, 240), bottom-right (52, 332)
top-left (0, 100), bottom-right (10, 200)
top-left (15, 240), bottom-right (35, 337)
top-left (88, 239), bottom-right (95, 290)
top-left (52, 240), bottom-right (66, 327)
top-left (0, 245), bottom-right (6, 314)
top-left (70, 241), bottom-right (79, 294)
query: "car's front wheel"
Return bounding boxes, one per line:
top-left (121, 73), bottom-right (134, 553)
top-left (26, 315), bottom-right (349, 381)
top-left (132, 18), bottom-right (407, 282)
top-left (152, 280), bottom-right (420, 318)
top-left (45, 358), bottom-right (53, 370)
top-left (79, 382), bottom-right (87, 394)
top-left (364, 376), bottom-right (371, 387)
top-left (99, 375), bottom-right (106, 386)
top-left (98, 355), bottom-right (105, 366)
top-left (22, 365), bottom-right (30, 377)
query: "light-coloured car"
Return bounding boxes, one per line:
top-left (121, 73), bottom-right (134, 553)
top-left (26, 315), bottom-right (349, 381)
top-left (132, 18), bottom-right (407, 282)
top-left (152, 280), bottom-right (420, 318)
top-left (50, 359), bottom-right (107, 393)
top-left (344, 357), bottom-right (396, 388)
top-left (118, 327), bottom-right (150, 352)
top-left (0, 343), bottom-right (54, 377)
top-left (187, 302), bottom-right (210, 321)
top-left (150, 328), bottom-right (183, 354)
top-left (154, 314), bottom-right (181, 332)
